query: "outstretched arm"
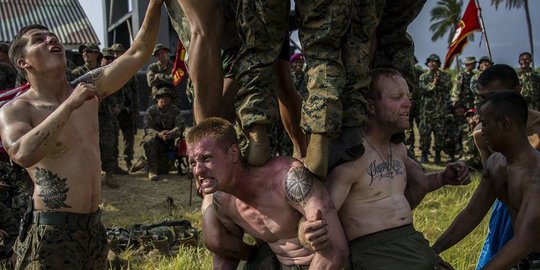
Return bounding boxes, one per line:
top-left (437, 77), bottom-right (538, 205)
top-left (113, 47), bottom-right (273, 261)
top-left (95, 0), bottom-right (164, 97)
top-left (405, 157), bottom-right (470, 209)
top-left (286, 164), bottom-right (348, 270)
top-left (432, 169), bottom-right (496, 254)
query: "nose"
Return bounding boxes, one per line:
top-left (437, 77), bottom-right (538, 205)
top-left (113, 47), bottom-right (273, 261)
top-left (192, 162), bottom-right (206, 178)
top-left (46, 35), bottom-right (59, 44)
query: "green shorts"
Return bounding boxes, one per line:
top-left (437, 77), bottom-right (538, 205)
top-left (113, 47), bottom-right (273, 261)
top-left (347, 224), bottom-right (447, 270)
top-left (14, 209), bottom-right (108, 270)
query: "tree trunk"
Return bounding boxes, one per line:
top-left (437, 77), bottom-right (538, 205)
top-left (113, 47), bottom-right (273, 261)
top-left (524, 0), bottom-right (534, 68)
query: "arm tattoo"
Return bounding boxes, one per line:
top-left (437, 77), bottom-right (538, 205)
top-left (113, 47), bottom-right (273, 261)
top-left (34, 167), bottom-right (71, 209)
top-left (285, 166), bottom-right (314, 204)
top-left (70, 65), bottom-right (107, 87)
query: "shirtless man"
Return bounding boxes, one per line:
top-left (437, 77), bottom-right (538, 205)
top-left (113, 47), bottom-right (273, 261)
top-left (433, 91), bottom-right (540, 270)
top-left (470, 64), bottom-right (540, 269)
top-left (300, 68), bottom-right (469, 269)
top-left (187, 117), bottom-right (348, 269)
top-left (0, 1), bottom-right (163, 268)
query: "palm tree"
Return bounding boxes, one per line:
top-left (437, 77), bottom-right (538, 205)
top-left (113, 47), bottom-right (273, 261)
top-left (429, 0), bottom-right (463, 45)
top-left (491, 0), bottom-right (534, 67)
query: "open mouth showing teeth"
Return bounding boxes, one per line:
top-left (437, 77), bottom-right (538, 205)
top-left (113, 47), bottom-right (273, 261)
top-left (50, 47), bottom-right (62, 53)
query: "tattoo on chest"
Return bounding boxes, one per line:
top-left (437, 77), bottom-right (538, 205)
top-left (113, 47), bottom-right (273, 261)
top-left (366, 159), bottom-right (405, 186)
top-left (38, 105), bottom-right (58, 111)
top-left (34, 167), bottom-right (71, 209)
top-left (285, 167), bottom-right (314, 204)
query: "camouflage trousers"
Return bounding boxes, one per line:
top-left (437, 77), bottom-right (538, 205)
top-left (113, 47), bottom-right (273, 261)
top-left (14, 213), bottom-right (107, 270)
top-left (297, 0), bottom-right (367, 138)
top-left (99, 112), bottom-right (119, 173)
top-left (0, 202), bottom-right (18, 260)
top-left (372, 0), bottom-right (427, 92)
top-left (418, 115), bottom-right (445, 152)
top-left (462, 132), bottom-right (481, 166)
top-left (234, 0), bottom-right (289, 130)
top-left (117, 110), bottom-right (136, 163)
top-left (142, 136), bottom-right (175, 175)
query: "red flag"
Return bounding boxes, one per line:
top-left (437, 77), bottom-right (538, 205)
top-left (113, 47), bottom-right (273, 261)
top-left (171, 41), bottom-right (188, 87)
top-left (443, 0), bottom-right (482, 69)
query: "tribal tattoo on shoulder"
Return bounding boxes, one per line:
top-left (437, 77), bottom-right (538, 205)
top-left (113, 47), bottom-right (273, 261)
top-left (69, 65), bottom-right (107, 87)
top-left (34, 167), bottom-right (71, 209)
top-left (285, 166), bottom-right (314, 205)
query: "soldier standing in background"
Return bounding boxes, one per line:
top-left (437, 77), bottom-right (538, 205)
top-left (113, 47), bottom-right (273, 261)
top-left (452, 56), bottom-right (477, 110)
top-left (517, 52), bottom-right (540, 111)
top-left (111, 43), bottom-right (140, 170)
top-left (405, 57), bottom-right (424, 154)
top-left (140, 87), bottom-right (184, 181)
top-left (418, 54), bottom-right (452, 164)
top-left (442, 102), bottom-right (467, 162)
top-left (470, 56), bottom-right (493, 109)
top-left (146, 44), bottom-right (174, 102)
top-left (98, 48), bottom-right (124, 188)
top-left (71, 44), bottom-right (102, 78)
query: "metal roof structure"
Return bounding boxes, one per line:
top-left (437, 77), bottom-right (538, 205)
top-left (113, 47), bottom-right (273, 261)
top-left (0, 0), bottom-right (100, 46)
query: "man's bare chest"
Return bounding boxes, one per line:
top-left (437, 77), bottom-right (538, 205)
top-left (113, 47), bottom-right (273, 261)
top-left (226, 197), bottom-right (300, 242)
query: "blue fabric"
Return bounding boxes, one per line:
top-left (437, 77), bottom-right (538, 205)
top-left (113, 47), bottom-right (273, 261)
top-left (476, 200), bottom-right (514, 270)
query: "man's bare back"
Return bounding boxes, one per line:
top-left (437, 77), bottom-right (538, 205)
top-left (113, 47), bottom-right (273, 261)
top-left (212, 158), bottom-right (314, 265)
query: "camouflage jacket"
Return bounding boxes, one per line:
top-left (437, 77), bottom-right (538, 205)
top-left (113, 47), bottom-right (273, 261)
top-left (418, 70), bottom-right (452, 116)
top-left (143, 104), bottom-right (184, 140)
top-left (71, 63), bottom-right (98, 79)
top-left (120, 76), bottom-right (140, 114)
top-left (518, 68), bottom-right (540, 111)
top-left (452, 69), bottom-right (476, 109)
top-left (0, 62), bottom-right (17, 91)
top-left (146, 61), bottom-right (174, 94)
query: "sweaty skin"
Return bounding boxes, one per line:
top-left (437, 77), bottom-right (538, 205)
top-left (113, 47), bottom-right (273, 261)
top-left (189, 134), bottom-right (348, 269)
top-left (0, 0), bottom-right (164, 213)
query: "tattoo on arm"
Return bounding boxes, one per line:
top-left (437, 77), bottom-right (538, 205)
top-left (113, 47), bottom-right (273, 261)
top-left (285, 166), bottom-right (314, 205)
top-left (34, 167), bottom-right (71, 209)
top-left (70, 66), bottom-right (106, 87)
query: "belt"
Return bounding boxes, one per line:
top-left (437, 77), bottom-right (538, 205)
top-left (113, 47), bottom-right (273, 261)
top-left (32, 209), bottom-right (102, 230)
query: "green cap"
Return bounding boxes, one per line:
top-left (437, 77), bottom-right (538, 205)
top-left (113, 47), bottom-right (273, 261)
top-left (154, 87), bottom-right (174, 98)
top-left (153, 43), bottom-right (170, 56)
top-left (110, 43), bottom-right (125, 52)
top-left (78, 44), bottom-right (101, 54)
top-left (464, 56), bottom-right (477, 65)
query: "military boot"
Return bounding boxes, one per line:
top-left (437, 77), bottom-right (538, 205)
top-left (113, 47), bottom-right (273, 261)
top-left (103, 172), bottom-right (119, 188)
top-left (129, 156), bottom-right (147, 173)
top-left (246, 124), bottom-right (271, 166)
top-left (420, 151), bottom-right (429, 164)
top-left (304, 134), bottom-right (329, 179)
top-left (148, 171), bottom-right (159, 181)
top-left (434, 151), bottom-right (442, 165)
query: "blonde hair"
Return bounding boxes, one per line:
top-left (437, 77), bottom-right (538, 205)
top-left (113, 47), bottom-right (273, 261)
top-left (186, 117), bottom-right (238, 148)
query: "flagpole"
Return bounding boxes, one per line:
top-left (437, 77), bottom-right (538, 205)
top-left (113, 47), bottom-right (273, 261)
top-left (475, 0), bottom-right (492, 59)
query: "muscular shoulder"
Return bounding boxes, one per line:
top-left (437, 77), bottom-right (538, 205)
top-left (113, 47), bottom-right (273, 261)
top-left (70, 66), bottom-right (106, 87)
top-left (484, 152), bottom-right (506, 174)
top-left (0, 96), bottom-right (35, 119)
top-left (284, 162), bottom-right (316, 204)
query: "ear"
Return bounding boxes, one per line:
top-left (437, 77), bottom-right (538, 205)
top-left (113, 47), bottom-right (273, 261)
top-left (228, 144), bottom-right (241, 162)
top-left (366, 99), bottom-right (375, 115)
top-left (498, 116), bottom-right (512, 131)
top-left (16, 58), bottom-right (30, 71)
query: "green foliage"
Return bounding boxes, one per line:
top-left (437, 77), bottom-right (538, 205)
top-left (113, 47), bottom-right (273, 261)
top-left (429, 0), bottom-right (463, 43)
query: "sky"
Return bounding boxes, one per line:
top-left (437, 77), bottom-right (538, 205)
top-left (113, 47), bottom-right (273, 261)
top-left (79, 0), bottom-right (539, 68)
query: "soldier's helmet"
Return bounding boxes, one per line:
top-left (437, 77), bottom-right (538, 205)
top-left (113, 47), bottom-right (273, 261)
top-left (478, 56), bottom-right (493, 65)
top-left (464, 56), bottom-right (477, 65)
top-left (153, 44), bottom-right (170, 57)
top-left (154, 87), bottom-right (174, 99)
top-left (425, 54), bottom-right (441, 65)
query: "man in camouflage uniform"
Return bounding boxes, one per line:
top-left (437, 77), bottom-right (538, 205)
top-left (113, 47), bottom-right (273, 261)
top-left (442, 102), bottom-right (467, 162)
top-left (71, 44), bottom-right (102, 78)
top-left (405, 58), bottom-right (425, 154)
top-left (470, 56), bottom-right (493, 109)
top-left (141, 87), bottom-right (184, 181)
top-left (98, 48), bottom-right (123, 188)
top-left (290, 53), bottom-right (308, 102)
top-left (146, 44), bottom-right (174, 100)
top-left (0, 161), bottom-right (32, 266)
top-left (461, 108), bottom-right (481, 170)
top-left (111, 43), bottom-right (140, 170)
top-left (418, 54), bottom-right (452, 164)
top-left (517, 52), bottom-right (540, 111)
top-left (452, 56), bottom-right (477, 109)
